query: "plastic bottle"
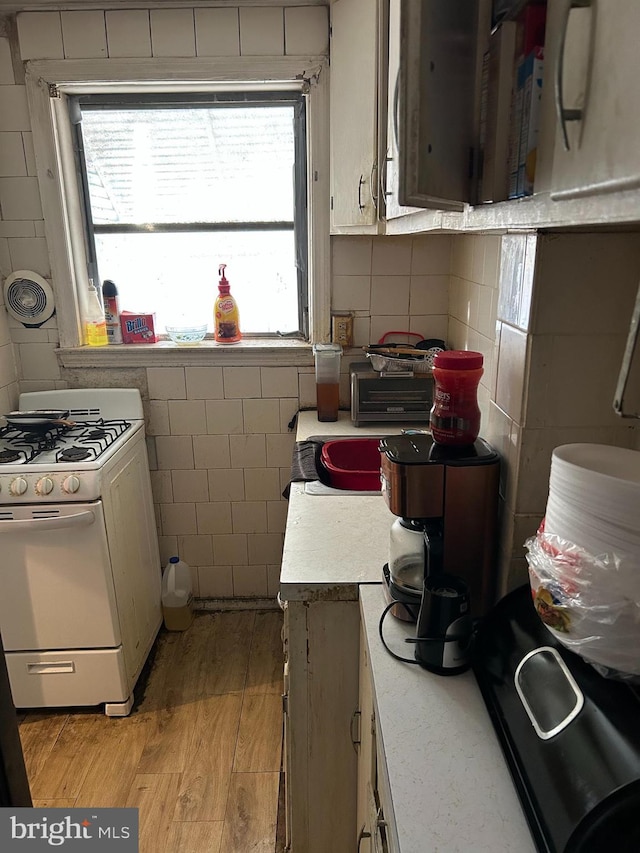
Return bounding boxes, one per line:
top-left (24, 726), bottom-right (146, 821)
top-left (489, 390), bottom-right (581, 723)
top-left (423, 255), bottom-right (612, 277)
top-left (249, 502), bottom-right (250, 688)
top-left (214, 263), bottom-right (241, 343)
top-left (430, 350), bottom-right (483, 446)
top-left (161, 557), bottom-right (194, 631)
top-left (102, 279), bottom-right (123, 344)
top-left (83, 279), bottom-right (108, 347)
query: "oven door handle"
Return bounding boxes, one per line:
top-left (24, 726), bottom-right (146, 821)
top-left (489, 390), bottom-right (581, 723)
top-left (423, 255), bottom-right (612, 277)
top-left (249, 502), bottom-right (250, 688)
top-left (0, 510), bottom-right (95, 532)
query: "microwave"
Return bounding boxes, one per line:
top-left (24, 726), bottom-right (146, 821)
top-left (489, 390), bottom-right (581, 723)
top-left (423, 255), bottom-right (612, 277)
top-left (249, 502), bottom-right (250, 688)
top-left (350, 362), bottom-right (433, 427)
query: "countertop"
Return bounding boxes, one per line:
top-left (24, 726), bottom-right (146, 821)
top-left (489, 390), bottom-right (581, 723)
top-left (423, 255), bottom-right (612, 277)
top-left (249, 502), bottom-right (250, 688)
top-left (360, 584), bottom-right (536, 853)
top-left (279, 412), bottom-right (418, 601)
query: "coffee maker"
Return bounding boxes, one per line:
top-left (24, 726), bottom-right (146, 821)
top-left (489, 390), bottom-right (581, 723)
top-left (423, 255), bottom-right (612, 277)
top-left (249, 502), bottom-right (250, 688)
top-left (380, 433), bottom-right (500, 623)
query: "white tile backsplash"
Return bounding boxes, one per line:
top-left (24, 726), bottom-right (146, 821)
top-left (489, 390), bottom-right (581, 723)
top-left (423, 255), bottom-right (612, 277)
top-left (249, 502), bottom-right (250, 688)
top-left (196, 502), bottom-right (233, 535)
top-left (105, 10), bottom-right (151, 58)
top-left (0, 133), bottom-right (26, 176)
top-left (0, 177), bottom-right (42, 219)
top-left (147, 367), bottom-right (185, 400)
top-left (0, 38), bottom-right (14, 84)
top-left (229, 433), bottom-right (266, 468)
top-left (172, 469), bottom-right (209, 504)
top-left (372, 237), bottom-right (412, 276)
top-left (231, 500), bottom-right (268, 534)
top-left (243, 398), bottom-right (281, 435)
top-left (195, 8), bottom-right (240, 56)
top-left (185, 367), bottom-right (224, 400)
top-left (61, 11), bottom-right (107, 59)
top-left (168, 400), bottom-right (207, 435)
top-left (150, 9), bottom-right (195, 57)
top-left (260, 367), bottom-right (298, 399)
top-left (284, 6), bottom-right (329, 55)
top-left (17, 12), bottom-right (63, 59)
top-left (223, 366), bottom-right (262, 399)
top-left (193, 434), bottom-right (231, 469)
top-left (0, 87), bottom-right (30, 131)
top-left (239, 7), bottom-right (283, 56)
top-left (206, 399), bottom-right (244, 435)
top-left (370, 276), bottom-right (410, 316)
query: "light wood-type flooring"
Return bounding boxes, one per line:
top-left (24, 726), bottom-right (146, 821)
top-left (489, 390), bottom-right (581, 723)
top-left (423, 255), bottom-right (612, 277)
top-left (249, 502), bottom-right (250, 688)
top-left (17, 610), bottom-right (285, 853)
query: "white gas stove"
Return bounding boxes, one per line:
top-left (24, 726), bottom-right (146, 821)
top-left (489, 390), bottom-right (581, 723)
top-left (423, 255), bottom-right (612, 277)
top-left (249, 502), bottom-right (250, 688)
top-left (0, 388), bottom-right (145, 504)
top-left (0, 388), bottom-right (161, 717)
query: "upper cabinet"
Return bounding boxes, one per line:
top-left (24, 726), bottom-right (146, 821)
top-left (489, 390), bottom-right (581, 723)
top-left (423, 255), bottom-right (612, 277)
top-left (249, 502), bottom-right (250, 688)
top-left (329, 0), bottom-right (383, 232)
top-left (396, 0), bottom-right (479, 210)
top-left (329, 0), bottom-right (640, 234)
top-left (550, 0), bottom-right (640, 202)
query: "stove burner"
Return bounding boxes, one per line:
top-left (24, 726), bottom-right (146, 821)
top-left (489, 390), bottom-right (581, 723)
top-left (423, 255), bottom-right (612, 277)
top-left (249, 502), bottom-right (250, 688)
top-left (58, 447), bottom-right (92, 462)
top-left (87, 428), bottom-right (107, 439)
top-left (0, 449), bottom-right (21, 464)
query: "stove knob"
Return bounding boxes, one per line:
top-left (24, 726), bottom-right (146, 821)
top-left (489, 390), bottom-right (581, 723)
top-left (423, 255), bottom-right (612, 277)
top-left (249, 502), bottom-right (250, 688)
top-left (10, 477), bottom-right (28, 496)
top-left (35, 476), bottom-right (54, 496)
top-left (62, 475), bottom-right (81, 494)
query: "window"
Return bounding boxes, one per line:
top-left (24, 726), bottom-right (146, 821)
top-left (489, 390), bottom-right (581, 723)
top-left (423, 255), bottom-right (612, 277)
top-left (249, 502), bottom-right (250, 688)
top-left (72, 92), bottom-right (308, 338)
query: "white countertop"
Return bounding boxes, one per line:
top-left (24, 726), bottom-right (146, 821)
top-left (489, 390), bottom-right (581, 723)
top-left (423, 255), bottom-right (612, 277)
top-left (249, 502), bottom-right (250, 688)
top-left (360, 584), bottom-right (536, 853)
top-left (279, 412), bottom-right (418, 601)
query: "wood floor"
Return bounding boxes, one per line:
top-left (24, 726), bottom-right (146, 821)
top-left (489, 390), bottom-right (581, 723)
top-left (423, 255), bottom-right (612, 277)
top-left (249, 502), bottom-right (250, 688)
top-left (17, 610), bottom-right (285, 853)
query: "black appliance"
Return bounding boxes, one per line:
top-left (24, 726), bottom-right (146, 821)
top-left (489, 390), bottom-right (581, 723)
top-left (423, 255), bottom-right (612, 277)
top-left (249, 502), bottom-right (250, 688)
top-left (414, 573), bottom-right (472, 674)
top-left (473, 584), bottom-right (640, 853)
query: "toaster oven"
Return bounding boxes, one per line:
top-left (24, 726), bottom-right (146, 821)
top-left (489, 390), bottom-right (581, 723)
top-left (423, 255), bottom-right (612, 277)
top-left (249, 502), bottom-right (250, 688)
top-left (350, 362), bottom-right (433, 427)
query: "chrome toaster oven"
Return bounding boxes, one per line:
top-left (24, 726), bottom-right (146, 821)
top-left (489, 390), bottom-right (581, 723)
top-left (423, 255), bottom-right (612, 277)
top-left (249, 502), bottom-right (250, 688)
top-left (350, 362), bottom-right (433, 427)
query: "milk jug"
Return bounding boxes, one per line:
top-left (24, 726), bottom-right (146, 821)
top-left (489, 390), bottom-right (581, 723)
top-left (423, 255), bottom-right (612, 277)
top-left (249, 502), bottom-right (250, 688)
top-left (161, 557), bottom-right (194, 631)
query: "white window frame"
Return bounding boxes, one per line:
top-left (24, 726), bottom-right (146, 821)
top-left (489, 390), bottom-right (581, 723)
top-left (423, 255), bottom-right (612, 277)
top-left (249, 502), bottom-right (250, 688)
top-left (24, 56), bottom-right (330, 361)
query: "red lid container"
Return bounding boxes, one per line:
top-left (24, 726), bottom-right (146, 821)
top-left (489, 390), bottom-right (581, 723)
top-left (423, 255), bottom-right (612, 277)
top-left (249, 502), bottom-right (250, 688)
top-left (430, 350), bottom-right (484, 446)
top-left (320, 438), bottom-right (382, 491)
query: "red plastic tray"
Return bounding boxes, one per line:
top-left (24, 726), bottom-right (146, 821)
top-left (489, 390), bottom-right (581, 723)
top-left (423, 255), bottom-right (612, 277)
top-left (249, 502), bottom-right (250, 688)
top-left (320, 438), bottom-right (382, 491)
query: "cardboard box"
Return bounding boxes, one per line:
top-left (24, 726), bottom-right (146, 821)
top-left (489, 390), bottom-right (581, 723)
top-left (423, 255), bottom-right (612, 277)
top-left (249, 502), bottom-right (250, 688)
top-left (120, 311), bottom-right (157, 344)
top-left (517, 46), bottom-right (544, 197)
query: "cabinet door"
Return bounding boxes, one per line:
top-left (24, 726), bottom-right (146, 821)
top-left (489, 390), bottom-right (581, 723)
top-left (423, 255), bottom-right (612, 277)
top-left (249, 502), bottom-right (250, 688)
top-left (330, 0), bottom-right (380, 229)
top-left (385, 0), bottom-right (424, 219)
top-left (356, 622), bottom-right (375, 852)
top-left (551, 0), bottom-right (640, 201)
top-left (398, 0), bottom-right (478, 209)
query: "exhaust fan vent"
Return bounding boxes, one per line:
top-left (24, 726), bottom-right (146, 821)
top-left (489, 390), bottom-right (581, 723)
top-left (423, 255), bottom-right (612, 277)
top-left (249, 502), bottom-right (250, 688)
top-left (3, 270), bottom-right (55, 328)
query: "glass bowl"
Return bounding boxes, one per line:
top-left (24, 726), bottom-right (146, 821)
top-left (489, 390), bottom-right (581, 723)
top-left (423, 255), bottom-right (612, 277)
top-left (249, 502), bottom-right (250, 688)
top-left (165, 324), bottom-right (208, 345)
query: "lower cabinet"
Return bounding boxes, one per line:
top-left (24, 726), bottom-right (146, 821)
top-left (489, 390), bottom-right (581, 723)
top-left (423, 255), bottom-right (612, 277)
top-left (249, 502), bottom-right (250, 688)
top-left (282, 596), bottom-right (398, 853)
top-left (356, 620), bottom-right (398, 853)
top-left (283, 598), bottom-right (360, 853)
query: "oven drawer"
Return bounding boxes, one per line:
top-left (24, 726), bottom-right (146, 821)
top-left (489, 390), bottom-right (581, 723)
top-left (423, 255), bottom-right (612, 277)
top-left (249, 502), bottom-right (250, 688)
top-left (0, 501), bottom-right (120, 651)
top-left (6, 647), bottom-right (129, 709)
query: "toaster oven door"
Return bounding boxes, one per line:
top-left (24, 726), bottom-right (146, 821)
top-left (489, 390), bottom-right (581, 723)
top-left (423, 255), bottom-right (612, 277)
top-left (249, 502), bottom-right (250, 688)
top-left (354, 374), bottom-right (433, 422)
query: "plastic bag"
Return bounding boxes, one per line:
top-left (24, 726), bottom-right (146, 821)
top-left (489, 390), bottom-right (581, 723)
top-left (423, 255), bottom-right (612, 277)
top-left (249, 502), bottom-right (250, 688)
top-left (524, 522), bottom-right (640, 680)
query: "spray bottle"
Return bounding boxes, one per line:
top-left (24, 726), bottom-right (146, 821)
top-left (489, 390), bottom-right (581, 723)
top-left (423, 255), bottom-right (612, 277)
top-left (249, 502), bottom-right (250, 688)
top-left (83, 279), bottom-right (108, 347)
top-left (214, 263), bottom-right (241, 343)
top-left (102, 279), bottom-right (123, 344)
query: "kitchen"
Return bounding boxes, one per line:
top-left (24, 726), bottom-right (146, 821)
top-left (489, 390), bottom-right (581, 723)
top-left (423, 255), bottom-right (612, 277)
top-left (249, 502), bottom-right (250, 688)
top-left (0, 0), bottom-right (639, 851)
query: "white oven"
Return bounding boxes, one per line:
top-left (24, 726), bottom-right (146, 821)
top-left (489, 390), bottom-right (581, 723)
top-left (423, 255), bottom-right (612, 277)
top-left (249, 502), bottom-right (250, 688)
top-left (0, 389), bottom-right (161, 716)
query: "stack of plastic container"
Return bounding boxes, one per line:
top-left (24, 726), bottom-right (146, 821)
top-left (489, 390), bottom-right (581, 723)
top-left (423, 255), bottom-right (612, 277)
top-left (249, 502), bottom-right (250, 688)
top-left (526, 443), bottom-right (640, 678)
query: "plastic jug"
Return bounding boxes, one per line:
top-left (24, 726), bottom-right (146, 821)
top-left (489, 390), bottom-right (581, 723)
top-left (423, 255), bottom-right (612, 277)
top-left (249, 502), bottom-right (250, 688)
top-left (161, 557), bottom-right (194, 631)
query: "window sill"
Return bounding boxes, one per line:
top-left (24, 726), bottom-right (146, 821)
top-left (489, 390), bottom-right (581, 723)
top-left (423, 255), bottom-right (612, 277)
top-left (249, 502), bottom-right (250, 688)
top-left (57, 338), bottom-right (314, 368)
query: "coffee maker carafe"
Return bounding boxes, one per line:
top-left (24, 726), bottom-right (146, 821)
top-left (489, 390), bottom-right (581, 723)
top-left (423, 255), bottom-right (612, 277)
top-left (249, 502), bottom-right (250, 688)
top-left (380, 433), bottom-right (500, 621)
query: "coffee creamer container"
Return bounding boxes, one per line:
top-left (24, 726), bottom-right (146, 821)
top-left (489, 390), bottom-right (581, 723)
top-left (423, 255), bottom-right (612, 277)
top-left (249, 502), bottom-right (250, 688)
top-left (214, 263), bottom-right (241, 343)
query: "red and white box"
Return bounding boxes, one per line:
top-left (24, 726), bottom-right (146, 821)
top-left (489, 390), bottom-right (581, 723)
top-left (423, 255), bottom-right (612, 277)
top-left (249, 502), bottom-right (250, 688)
top-left (120, 311), bottom-right (157, 344)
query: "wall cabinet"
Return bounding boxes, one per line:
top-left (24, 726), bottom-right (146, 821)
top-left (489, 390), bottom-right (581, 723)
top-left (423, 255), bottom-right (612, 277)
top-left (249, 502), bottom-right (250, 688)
top-left (331, 0), bottom-right (640, 234)
top-left (329, 0), bottom-right (383, 232)
top-left (550, 0), bottom-right (640, 202)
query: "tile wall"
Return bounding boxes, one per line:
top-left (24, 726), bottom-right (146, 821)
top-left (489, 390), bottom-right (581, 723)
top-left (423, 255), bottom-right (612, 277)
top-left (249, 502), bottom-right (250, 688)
top-left (487, 232), bottom-right (640, 594)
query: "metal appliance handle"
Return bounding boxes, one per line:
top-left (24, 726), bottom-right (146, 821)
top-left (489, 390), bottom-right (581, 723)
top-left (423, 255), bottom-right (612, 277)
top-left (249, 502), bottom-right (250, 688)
top-left (614, 277), bottom-right (640, 418)
top-left (555, 0), bottom-right (592, 151)
top-left (0, 510), bottom-right (95, 533)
